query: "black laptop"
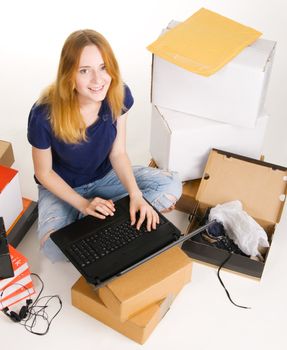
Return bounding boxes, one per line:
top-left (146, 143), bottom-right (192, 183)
top-left (51, 196), bottom-right (212, 288)
top-left (0, 217), bottom-right (14, 279)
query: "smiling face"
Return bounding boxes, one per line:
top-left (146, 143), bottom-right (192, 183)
top-left (75, 45), bottom-right (112, 107)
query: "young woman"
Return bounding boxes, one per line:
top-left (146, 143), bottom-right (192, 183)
top-left (27, 29), bottom-right (182, 262)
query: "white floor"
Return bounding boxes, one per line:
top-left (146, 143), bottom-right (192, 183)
top-left (1, 202), bottom-right (287, 349)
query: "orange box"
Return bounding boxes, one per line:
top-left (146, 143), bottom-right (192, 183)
top-left (98, 247), bottom-right (192, 321)
top-left (72, 276), bottom-right (183, 344)
top-left (0, 165), bottom-right (23, 231)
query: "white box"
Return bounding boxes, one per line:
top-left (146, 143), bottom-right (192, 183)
top-left (151, 38), bottom-right (276, 128)
top-left (0, 165), bottom-right (23, 231)
top-left (150, 105), bottom-right (269, 181)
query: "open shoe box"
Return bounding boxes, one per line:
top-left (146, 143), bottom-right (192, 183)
top-left (182, 149), bottom-right (287, 279)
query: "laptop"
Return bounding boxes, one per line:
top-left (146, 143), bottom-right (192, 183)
top-left (0, 217), bottom-right (14, 279)
top-left (51, 195), bottom-right (212, 288)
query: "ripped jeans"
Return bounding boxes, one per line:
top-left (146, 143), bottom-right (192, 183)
top-left (37, 166), bottom-right (182, 262)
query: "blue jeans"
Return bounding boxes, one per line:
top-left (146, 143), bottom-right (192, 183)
top-left (37, 166), bottom-right (182, 262)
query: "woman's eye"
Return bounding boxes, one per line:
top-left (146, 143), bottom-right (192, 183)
top-left (79, 68), bottom-right (89, 74)
top-left (101, 65), bottom-right (106, 71)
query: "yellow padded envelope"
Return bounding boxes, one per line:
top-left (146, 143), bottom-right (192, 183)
top-left (147, 8), bottom-right (262, 76)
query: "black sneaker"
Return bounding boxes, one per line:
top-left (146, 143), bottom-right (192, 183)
top-left (196, 210), bottom-right (248, 256)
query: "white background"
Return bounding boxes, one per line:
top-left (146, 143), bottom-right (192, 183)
top-left (1, 1), bottom-right (287, 349)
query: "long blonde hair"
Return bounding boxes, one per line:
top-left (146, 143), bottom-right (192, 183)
top-left (37, 29), bottom-right (124, 143)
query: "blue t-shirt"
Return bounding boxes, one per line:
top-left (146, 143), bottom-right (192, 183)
top-left (27, 85), bottom-right (134, 188)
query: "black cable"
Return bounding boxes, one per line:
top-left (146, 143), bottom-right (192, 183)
top-left (20, 273), bottom-right (62, 335)
top-left (217, 253), bottom-right (251, 309)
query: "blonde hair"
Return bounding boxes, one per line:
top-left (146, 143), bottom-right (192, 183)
top-left (37, 29), bottom-right (124, 143)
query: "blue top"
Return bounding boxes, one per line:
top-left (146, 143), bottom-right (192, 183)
top-left (27, 85), bottom-right (134, 188)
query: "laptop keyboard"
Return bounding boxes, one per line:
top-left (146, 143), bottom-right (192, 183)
top-left (67, 217), bottom-right (165, 268)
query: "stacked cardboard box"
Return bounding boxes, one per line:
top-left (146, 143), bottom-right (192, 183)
top-left (148, 10), bottom-right (276, 182)
top-left (72, 247), bottom-right (192, 344)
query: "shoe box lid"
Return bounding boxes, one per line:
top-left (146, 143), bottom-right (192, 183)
top-left (196, 149), bottom-right (287, 224)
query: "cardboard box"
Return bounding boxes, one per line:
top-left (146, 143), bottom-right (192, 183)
top-left (176, 179), bottom-right (200, 214)
top-left (182, 149), bottom-right (287, 278)
top-left (151, 33), bottom-right (276, 128)
top-left (0, 140), bottom-right (14, 167)
top-left (150, 105), bottom-right (268, 181)
top-left (0, 165), bottom-right (23, 232)
top-left (98, 247), bottom-right (192, 321)
top-left (72, 276), bottom-right (182, 344)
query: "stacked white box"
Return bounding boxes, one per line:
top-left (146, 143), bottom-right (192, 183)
top-left (151, 37), bottom-right (275, 128)
top-left (150, 106), bottom-right (269, 181)
top-left (149, 22), bottom-right (276, 179)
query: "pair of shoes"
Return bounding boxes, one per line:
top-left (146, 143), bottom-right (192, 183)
top-left (200, 213), bottom-right (248, 256)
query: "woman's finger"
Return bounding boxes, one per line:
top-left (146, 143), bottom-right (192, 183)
top-left (86, 207), bottom-right (106, 219)
top-left (136, 207), bottom-right (147, 230)
top-left (130, 208), bottom-right (136, 226)
top-left (152, 211), bottom-right (159, 230)
top-left (91, 197), bottom-right (115, 212)
top-left (146, 209), bottom-right (153, 231)
top-left (95, 204), bottom-right (114, 216)
top-left (99, 199), bottom-right (115, 212)
top-left (90, 201), bottom-right (115, 216)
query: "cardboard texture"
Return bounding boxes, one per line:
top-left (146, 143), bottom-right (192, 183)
top-left (72, 276), bottom-right (182, 344)
top-left (98, 247), bottom-right (192, 321)
top-left (147, 8), bottom-right (261, 76)
top-left (0, 140), bottom-right (14, 167)
top-left (151, 36), bottom-right (276, 128)
top-left (182, 149), bottom-right (287, 278)
top-left (176, 180), bottom-right (200, 214)
top-left (150, 105), bottom-right (268, 181)
top-left (0, 165), bottom-right (23, 232)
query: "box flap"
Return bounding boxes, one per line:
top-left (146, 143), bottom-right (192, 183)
top-left (147, 8), bottom-right (261, 76)
top-left (196, 149), bottom-right (287, 223)
top-left (104, 247), bottom-right (191, 301)
top-left (231, 38), bottom-right (276, 71)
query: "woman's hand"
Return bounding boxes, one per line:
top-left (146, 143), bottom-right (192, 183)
top-left (129, 194), bottom-right (160, 231)
top-left (84, 197), bottom-right (115, 219)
